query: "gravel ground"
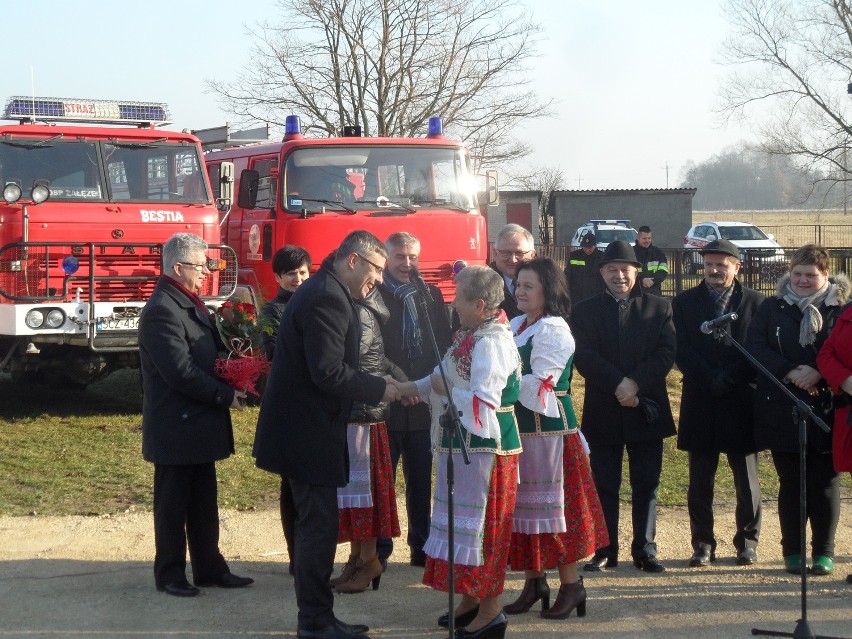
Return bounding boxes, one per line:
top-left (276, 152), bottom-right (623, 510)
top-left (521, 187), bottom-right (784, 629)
top-left (0, 503), bottom-right (850, 639)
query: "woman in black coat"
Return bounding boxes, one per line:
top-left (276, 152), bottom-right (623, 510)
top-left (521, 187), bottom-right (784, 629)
top-left (745, 245), bottom-right (849, 576)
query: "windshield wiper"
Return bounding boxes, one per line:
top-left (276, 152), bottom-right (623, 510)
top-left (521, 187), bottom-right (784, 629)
top-left (2, 134), bottom-right (64, 149)
top-left (109, 138), bottom-right (169, 149)
top-left (413, 197), bottom-right (471, 212)
top-left (299, 198), bottom-right (356, 214)
top-left (356, 197), bottom-right (415, 213)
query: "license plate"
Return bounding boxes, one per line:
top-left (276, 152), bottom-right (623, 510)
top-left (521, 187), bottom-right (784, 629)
top-left (96, 317), bottom-right (139, 331)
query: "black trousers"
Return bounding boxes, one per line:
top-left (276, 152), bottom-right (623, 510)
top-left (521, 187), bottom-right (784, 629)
top-left (771, 450), bottom-right (840, 557)
top-left (687, 450), bottom-right (761, 553)
top-left (289, 478), bottom-right (339, 631)
top-left (589, 439), bottom-right (663, 560)
top-left (153, 463), bottom-right (229, 588)
top-left (279, 476), bottom-right (297, 562)
top-left (377, 428), bottom-right (432, 560)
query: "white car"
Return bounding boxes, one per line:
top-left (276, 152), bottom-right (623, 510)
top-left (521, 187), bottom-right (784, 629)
top-left (571, 219), bottom-right (638, 250)
top-left (683, 221), bottom-right (786, 274)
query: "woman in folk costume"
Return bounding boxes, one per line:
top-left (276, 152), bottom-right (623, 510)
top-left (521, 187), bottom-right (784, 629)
top-left (399, 265), bottom-right (522, 639)
top-left (329, 286), bottom-right (403, 593)
top-left (503, 257), bottom-right (607, 620)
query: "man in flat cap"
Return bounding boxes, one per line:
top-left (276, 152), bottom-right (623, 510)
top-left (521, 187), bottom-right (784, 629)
top-left (571, 240), bottom-right (676, 574)
top-left (672, 239), bottom-right (763, 568)
top-left (565, 231), bottom-right (604, 304)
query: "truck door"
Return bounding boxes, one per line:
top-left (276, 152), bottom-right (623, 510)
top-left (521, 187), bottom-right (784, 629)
top-left (240, 156), bottom-right (278, 299)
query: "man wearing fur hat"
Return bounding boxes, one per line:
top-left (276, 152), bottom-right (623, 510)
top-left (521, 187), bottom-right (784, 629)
top-left (672, 239), bottom-right (764, 569)
top-left (571, 240), bottom-right (676, 574)
top-left (565, 231), bottom-right (604, 303)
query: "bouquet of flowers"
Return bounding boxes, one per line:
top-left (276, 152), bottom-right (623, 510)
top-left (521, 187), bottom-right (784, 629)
top-left (213, 300), bottom-right (271, 397)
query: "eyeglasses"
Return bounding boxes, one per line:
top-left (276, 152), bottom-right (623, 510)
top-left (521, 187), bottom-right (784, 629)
top-left (178, 261), bottom-right (211, 272)
top-left (356, 253), bottom-right (384, 275)
top-left (495, 248), bottom-right (533, 260)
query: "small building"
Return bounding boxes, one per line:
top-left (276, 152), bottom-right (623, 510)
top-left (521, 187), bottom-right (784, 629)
top-left (484, 190), bottom-right (542, 243)
top-left (548, 188), bottom-right (696, 248)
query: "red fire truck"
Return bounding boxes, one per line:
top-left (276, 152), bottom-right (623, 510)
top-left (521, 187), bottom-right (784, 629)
top-left (200, 116), bottom-right (491, 305)
top-left (0, 97), bottom-right (237, 386)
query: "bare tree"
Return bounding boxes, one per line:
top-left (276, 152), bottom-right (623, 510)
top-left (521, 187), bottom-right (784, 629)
top-left (718, 0), bottom-right (852, 203)
top-left (207, 0), bottom-right (551, 170)
top-left (514, 165), bottom-right (565, 243)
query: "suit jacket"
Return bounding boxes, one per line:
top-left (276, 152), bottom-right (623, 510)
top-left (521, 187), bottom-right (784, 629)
top-left (139, 277), bottom-right (235, 465)
top-left (379, 282), bottom-right (452, 432)
top-left (253, 260), bottom-right (386, 486)
top-left (571, 286), bottom-right (676, 445)
top-left (489, 262), bottom-right (521, 319)
top-left (673, 279), bottom-right (763, 453)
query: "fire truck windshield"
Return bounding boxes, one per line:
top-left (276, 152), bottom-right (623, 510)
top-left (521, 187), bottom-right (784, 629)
top-left (0, 137), bottom-right (208, 204)
top-left (283, 145), bottom-right (477, 213)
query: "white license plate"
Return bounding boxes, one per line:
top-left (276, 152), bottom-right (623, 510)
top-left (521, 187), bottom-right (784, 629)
top-left (96, 317), bottom-right (139, 331)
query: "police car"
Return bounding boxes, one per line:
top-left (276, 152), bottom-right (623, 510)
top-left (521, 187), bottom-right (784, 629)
top-left (682, 221), bottom-right (786, 275)
top-left (570, 219), bottom-right (638, 250)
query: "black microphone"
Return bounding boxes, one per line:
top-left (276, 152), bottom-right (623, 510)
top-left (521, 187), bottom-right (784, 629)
top-left (409, 268), bottom-right (433, 301)
top-left (700, 312), bottom-right (738, 335)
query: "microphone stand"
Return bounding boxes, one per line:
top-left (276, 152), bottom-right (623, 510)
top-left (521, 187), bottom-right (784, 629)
top-left (707, 324), bottom-right (845, 639)
top-left (411, 284), bottom-right (470, 639)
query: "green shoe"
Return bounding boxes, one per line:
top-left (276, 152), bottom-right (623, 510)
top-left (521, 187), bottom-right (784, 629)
top-left (810, 555), bottom-right (834, 576)
top-left (784, 554), bottom-right (803, 574)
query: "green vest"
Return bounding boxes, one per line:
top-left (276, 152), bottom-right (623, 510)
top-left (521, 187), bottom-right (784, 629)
top-left (514, 336), bottom-right (578, 436)
top-left (437, 373), bottom-right (522, 455)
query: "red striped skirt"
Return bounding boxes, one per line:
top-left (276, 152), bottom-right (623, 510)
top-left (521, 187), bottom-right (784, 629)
top-left (337, 422), bottom-right (400, 542)
top-left (423, 453), bottom-right (519, 599)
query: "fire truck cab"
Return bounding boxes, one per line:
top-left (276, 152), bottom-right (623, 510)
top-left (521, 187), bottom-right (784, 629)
top-left (0, 97), bottom-right (237, 386)
top-left (201, 116), bottom-right (489, 306)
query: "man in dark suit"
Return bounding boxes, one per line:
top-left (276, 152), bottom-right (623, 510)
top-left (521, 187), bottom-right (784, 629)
top-left (139, 232), bottom-right (251, 597)
top-left (254, 230), bottom-right (400, 639)
top-left (375, 232), bottom-right (452, 568)
top-left (571, 240), bottom-right (676, 574)
top-left (490, 223), bottom-right (536, 319)
top-left (673, 238), bottom-right (763, 568)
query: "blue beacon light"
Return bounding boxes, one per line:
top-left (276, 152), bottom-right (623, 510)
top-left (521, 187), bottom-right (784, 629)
top-left (284, 115), bottom-right (302, 140)
top-left (62, 255), bottom-right (80, 275)
top-left (427, 117), bottom-right (443, 138)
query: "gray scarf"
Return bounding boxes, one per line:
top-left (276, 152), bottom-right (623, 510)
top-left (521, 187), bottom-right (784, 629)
top-left (782, 279), bottom-right (836, 346)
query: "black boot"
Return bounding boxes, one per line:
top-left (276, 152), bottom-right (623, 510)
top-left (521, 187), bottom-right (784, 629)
top-left (503, 575), bottom-right (550, 614)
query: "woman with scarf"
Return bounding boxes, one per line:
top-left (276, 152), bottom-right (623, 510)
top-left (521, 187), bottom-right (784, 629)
top-left (398, 265), bottom-right (522, 639)
top-left (745, 245), bottom-right (848, 576)
top-left (503, 258), bottom-right (608, 620)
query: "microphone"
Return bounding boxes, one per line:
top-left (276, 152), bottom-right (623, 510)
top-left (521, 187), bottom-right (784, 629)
top-left (700, 312), bottom-right (738, 335)
top-left (409, 268), bottom-right (434, 301)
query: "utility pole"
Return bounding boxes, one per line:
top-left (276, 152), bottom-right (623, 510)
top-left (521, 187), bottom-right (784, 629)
top-left (661, 161), bottom-right (669, 188)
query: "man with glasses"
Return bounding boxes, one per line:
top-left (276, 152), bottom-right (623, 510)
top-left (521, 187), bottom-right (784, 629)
top-left (140, 232), bottom-right (251, 598)
top-left (254, 230), bottom-right (400, 639)
top-left (491, 223), bottom-right (536, 319)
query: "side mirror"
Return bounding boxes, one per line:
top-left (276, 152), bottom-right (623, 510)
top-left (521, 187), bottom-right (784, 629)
top-left (485, 169), bottom-right (499, 206)
top-left (217, 161), bottom-right (234, 212)
top-left (237, 169), bottom-right (260, 210)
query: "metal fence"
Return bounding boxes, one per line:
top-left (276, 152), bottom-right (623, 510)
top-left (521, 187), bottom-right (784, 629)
top-left (761, 225), bottom-right (852, 248)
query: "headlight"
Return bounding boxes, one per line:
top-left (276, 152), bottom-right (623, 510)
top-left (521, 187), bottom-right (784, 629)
top-left (31, 181), bottom-right (51, 204)
top-left (46, 309), bottom-right (65, 328)
top-left (3, 182), bottom-right (22, 204)
top-left (25, 309), bottom-right (45, 329)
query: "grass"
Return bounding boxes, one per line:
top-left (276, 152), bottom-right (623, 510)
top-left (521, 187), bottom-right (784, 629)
top-left (6, 366), bottom-right (845, 517)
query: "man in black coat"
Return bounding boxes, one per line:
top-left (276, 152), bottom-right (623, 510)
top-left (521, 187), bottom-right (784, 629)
top-left (490, 223), bottom-right (536, 319)
top-left (140, 233), bottom-right (251, 597)
top-left (254, 230), bottom-right (399, 639)
top-left (673, 239), bottom-right (764, 568)
top-left (571, 240), bottom-right (676, 574)
top-left (565, 231), bottom-right (604, 303)
top-left (634, 225), bottom-right (669, 296)
top-left (375, 232), bottom-right (452, 568)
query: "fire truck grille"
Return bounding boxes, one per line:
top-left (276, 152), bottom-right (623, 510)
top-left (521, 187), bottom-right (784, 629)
top-left (0, 243), bottom-right (237, 302)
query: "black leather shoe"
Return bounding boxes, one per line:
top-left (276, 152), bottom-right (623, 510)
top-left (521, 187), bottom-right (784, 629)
top-left (583, 554), bottom-right (617, 571)
top-left (633, 556), bottom-right (665, 573)
top-left (157, 581), bottom-right (200, 597)
top-left (195, 572), bottom-right (254, 588)
top-left (688, 548), bottom-right (715, 567)
top-left (410, 549), bottom-right (427, 567)
top-left (736, 548), bottom-right (757, 566)
top-left (297, 621), bottom-right (369, 638)
top-left (454, 612), bottom-right (508, 639)
top-left (438, 606), bottom-right (479, 629)
top-left (336, 619), bottom-right (369, 635)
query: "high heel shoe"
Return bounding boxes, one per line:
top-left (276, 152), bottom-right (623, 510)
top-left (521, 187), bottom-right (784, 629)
top-left (438, 605), bottom-right (479, 629)
top-left (540, 577), bottom-right (587, 619)
top-left (503, 575), bottom-right (550, 614)
top-left (334, 555), bottom-right (383, 593)
top-left (454, 612), bottom-right (508, 639)
top-left (329, 555), bottom-right (358, 587)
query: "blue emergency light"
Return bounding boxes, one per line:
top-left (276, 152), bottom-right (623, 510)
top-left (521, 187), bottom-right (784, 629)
top-left (427, 117), bottom-right (443, 138)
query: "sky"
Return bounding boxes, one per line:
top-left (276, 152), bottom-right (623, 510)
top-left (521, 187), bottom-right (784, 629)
top-left (6, 0), bottom-right (755, 190)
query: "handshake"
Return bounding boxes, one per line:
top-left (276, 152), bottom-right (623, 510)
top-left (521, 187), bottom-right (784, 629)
top-left (382, 376), bottom-right (422, 405)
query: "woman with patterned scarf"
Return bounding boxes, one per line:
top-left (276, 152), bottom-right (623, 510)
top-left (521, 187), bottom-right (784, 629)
top-left (746, 245), bottom-right (849, 576)
top-left (398, 265), bottom-right (522, 639)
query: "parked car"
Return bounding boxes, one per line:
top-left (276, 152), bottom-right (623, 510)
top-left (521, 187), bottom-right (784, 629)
top-left (571, 219), bottom-right (638, 250)
top-left (683, 221), bottom-right (786, 276)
